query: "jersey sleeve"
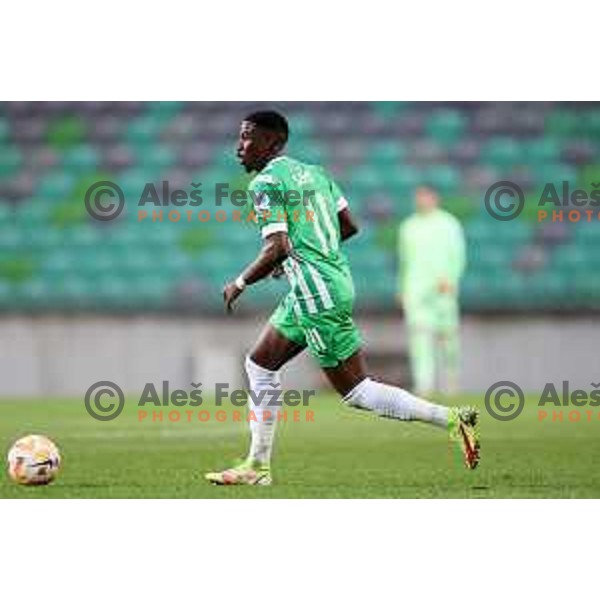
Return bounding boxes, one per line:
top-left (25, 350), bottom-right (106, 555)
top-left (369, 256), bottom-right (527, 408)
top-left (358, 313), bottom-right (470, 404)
top-left (329, 179), bottom-right (349, 212)
top-left (248, 173), bottom-right (288, 239)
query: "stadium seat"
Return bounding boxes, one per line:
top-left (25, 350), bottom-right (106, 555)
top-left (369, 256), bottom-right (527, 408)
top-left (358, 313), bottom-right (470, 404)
top-left (0, 147), bottom-right (23, 177)
top-left (426, 110), bottom-right (466, 144)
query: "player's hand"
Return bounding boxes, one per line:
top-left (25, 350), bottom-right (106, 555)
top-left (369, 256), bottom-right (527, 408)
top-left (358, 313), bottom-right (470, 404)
top-left (437, 279), bottom-right (453, 294)
top-left (223, 281), bottom-right (243, 313)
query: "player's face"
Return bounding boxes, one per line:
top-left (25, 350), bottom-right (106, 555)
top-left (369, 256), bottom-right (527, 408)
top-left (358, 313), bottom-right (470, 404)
top-left (236, 121), bottom-right (279, 173)
top-left (415, 188), bottom-right (439, 213)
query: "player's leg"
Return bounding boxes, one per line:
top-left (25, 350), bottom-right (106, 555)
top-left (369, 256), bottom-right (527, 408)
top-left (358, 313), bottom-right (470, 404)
top-left (407, 323), bottom-right (436, 396)
top-left (435, 294), bottom-right (461, 396)
top-left (322, 348), bottom-right (449, 428)
top-left (323, 349), bottom-right (478, 468)
top-left (404, 294), bottom-right (437, 396)
top-left (306, 307), bottom-right (479, 469)
top-left (244, 323), bottom-right (305, 469)
top-left (249, 321), bottom-right (306, 372)
top-left (302, 306), bottom-right (449, 427)
top-left (206, 296), bottom-right (306, 485)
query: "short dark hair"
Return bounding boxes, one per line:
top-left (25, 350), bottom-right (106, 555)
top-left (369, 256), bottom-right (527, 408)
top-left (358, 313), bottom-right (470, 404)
top-left (416, 183), bottom-right (439, 196)
top-left (244, 110), bottom-right (289, 142)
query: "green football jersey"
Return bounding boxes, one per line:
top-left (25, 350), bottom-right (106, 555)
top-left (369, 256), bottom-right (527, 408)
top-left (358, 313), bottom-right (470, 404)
top-left (248, 155), bottom-right (354, 316)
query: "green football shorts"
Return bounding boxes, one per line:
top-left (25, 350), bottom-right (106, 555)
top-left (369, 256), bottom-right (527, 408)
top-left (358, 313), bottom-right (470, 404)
top-left (269, 293), bottom-right (362, 368)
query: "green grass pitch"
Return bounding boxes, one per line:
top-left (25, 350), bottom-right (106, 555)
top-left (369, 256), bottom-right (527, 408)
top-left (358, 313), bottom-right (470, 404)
top-left (1, 393), bottom-right (599, 498)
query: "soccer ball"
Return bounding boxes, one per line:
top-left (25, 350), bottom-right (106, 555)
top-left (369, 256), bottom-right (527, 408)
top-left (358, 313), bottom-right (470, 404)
top-left (7, 435), bottom-right (61, 486)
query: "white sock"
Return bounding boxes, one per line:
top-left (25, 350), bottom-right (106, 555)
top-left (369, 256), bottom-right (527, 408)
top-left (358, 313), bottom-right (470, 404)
top-left (342, 377), bottom-right (449, 428)
top-left (245, 356), bottom-right (281, 465)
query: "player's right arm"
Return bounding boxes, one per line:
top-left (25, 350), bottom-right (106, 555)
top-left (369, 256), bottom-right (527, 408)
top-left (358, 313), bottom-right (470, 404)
top-left (223, 173), bottom-right (292, 312)
top-left (223, 231), bottom-right (290, 312)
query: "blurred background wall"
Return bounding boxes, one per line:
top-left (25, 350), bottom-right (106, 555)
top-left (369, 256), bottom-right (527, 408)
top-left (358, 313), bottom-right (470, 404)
top-left (1, 101), bottom-right (599, 397)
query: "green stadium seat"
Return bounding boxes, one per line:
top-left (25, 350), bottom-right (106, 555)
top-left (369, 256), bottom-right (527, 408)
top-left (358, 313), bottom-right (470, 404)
top-left (497, 220), bottom-right (533, 243)
top-left (525, 138), bottom-right (561, 165)
top-left (62, 145), bottom-right (100, 173)
top-left (287, 141), bottom-right (327, 165)
top-left (0, 229), bottom-right (23, 252)
top-left (383, 166), bottom-right (421, 193)
top-left (371, 102), bottom-right (410, 119)
top-left (135, 145), bottom-right (177, 170)
top-left (445, 197), bottom-right (478, 222)
top-left (0, 203), bottom-right (13, 226)
top-left (576, 224), bottom-right (600, 245)
top-left (126, 117), bottom-right (164, 143)
top-left (0, 147), bottom-right (23, 178)
top-left (583, 109), bottom-right (600, 137)
top-left (351, 165), bottom-right (383, 189)
top-left (0, 118), bottom-right (9, 141)
top-left (37, 172), bottom-right (76, 201)
top-left (545, 111), bottom-right (582, 137)
top-left (422, 165), bottom-right (461, 195)
top-left (368, 141), bottom-right (406, 165)
top-left (426, 110), bottom-right (466, 144)
top-left (481, 138), bottom-right (524, 167)
top-left (46, 116), bottom-right (86, 149)
top-left (533, 164), bottom-right (578, 187)
top-left (145, 101), bottom-right (184, 120)
top-left (288, 113), bottom-right (313, 138)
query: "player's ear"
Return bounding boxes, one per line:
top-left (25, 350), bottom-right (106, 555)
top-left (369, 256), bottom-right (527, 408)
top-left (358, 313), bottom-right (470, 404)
top-left (267, 131), bottom-right (285, 155)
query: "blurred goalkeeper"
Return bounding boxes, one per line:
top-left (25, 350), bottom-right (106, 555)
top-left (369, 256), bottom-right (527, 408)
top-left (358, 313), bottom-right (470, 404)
top-left (397, 186), bottom-right (466, 397)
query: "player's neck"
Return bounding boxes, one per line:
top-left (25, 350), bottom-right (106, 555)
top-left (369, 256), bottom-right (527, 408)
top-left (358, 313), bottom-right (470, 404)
top-left (257, 153), bottom-right (286, 172)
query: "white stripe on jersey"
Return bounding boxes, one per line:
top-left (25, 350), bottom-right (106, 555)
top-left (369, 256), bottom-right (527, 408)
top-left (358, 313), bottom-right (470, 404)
top-left (305, 194), bottom-right (330, 255)
top-left (306, 262), bottom-right (334, 310)
top-left (283, 263), bottom-right (305, 318)
top-left (312, 329), bottom-right (327, 352)
top-left (290, 258), bottom-right (317, 314)
top-left (309, 329), bottom-right (327, 352)
top-left (307, 329), bottom-right (323, 352)
top-left (314, 193), bottom-right (339, 252)
top-left (292, 298), bottom-right (303, 319)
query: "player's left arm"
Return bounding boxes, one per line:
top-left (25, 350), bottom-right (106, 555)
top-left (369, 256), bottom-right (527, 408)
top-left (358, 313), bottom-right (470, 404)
top-left (338, 206), bottom-right (359, 241)
top-left (331, 179), bottom-right (358, 241)
top-left (223, 231), bottom-right (290, 312)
